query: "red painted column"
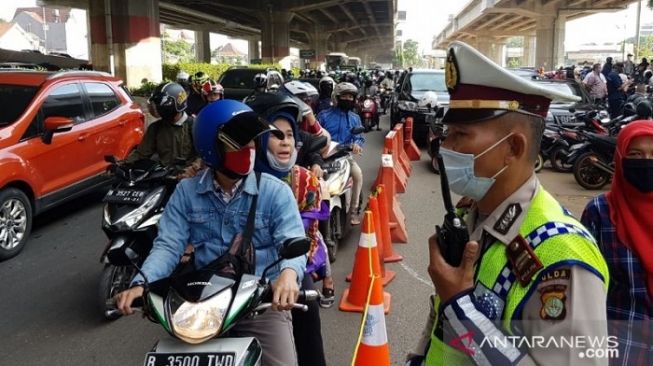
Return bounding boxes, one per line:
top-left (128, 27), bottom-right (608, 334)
top-left (89, 0), bottom-right (161, 87)
top-left (259, 9), bottom-right (292, 63)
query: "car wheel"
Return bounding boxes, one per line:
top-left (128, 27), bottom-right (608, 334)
top-left (0, 188), bottom-right (32, 260)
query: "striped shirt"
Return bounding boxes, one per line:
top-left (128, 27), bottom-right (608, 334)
top-left (581, 194), bottom-right (653, 366)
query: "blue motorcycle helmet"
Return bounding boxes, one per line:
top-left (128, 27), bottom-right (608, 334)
top-left (193, 99), bottom-right (283, 168)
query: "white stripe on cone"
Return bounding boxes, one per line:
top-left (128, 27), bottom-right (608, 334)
top-left (361, 303), bottom-right (388, 346)
top-left (358, 232), bottom-right (377, 248)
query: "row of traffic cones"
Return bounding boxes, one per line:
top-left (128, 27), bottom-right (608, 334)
top-left (340, 119), bottom-right (421, 365)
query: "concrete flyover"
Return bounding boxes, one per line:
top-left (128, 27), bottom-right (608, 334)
top-left (432, 0), bottom-right (640, 68)
top-left (43, 0), bottom-right (397, 87)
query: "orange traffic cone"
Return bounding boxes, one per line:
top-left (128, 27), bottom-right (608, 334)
top-left (404, 117), bottom-right (421, 161)
top-left (377, 185), bottom-right (403, 262)
top-left (379, 155), bottom-right (408, 243)
top-left (384, 131), bottom-right (407, 193)
top-left (393, 123), bottom-right (413, 176)
top-left (352, 275), bottom-right (391, 366)
top-left (346, 196), bottom-right (396, 286)
top-left (340, 210), bottom-right (391, 314)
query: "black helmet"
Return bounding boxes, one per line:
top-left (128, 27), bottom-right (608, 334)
top-left (148, 82), bottom-right (187, 120)
top-left (244, 92), bottom-right (301, 123)
top-left (637, 100), bottom-right (653, 119)
top-left (319, 76), bottom-right (335, 98)
top-left (253, 73), bottom-right (268, 89)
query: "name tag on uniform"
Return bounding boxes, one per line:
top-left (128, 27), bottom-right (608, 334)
top-left (506, 235), bottom-right (543, 286)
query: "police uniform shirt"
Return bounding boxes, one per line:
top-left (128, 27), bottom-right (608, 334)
top-left (461, 174), bottom-right (609, 366)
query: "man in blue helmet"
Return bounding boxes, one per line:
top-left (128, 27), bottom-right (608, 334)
top-left (116, 100), bottom-right (307, 366)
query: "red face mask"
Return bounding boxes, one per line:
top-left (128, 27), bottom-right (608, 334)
top-left (223, 146), bottom-right (255, 177)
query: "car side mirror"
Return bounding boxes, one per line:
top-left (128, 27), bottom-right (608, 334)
top-left (42, 116), bottom-right (73, 144)
top-left (278, 237), bottom-right (310, 259)
top-left (568, 107), bottom-right (576, 113)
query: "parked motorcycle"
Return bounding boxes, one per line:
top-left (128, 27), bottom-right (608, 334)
top-left (319, 127), bottom-right (365, 263)
top-left (379, 87), bottom-right (392, 114)
top-left (359, 95), bottom-right (380, 132)
top-left (106, 237), bottom-right (318, 365)
top-left (98, 157), bottom-right (180, 320)
top-left (571, 132), bottom-right (617, 190)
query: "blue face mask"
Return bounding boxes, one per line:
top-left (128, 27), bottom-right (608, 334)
top-left (440, 133), bottom-right (513, 201)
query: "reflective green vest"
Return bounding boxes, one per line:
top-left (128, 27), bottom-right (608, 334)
top-left (425, 188), bottom-right (609, 366)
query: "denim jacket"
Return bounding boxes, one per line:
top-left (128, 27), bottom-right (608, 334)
top-left (132, 169), bottom-right (307, 285)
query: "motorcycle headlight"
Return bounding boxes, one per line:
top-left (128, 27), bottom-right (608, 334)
top-left (363, 99), bottom-right (374, 109)
top-left (169, 289), bottom-right (232, 344)
top-left (114, 187), bottom-right (164, 229)
top-left (398, 100), bottom-right (417, 111)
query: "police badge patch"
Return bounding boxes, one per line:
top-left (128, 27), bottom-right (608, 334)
top-left (539, 284), bottom-right (567, 321)
top-left (445, 47), bottom-right (459, 92)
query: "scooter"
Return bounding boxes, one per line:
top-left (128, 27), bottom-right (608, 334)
top-left (379, 87), bottom-right (392, 114)
top-left (319, 127), bottom-right (365, 263)
top-left (106, 237), bottom-right (318, 366)
top-left (572, 132), bottom-right (617, 190)
top-left (98, 157), bottom-right (180, 320)
top-left (359, 95), bottom-right (380, 132)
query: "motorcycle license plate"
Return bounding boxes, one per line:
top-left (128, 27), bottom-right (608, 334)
top-left (143, 352), bottom-right (235, 366)
top-left (103, 189), bottom-right (147, 205)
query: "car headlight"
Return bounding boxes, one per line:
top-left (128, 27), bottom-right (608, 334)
top-left (169, 288), bottom-right (232, 344)
top-left (114, 187), bottom-right (164, 229)
top-left (545, 111), bottom-right (554, 124)
top-left (398, 100), bottom-right (417, 111)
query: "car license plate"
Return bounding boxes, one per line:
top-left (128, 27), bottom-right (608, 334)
top-left (143, 352), bottom-right (235, 366)
top-left (103, 189), bottom-right (147, 205)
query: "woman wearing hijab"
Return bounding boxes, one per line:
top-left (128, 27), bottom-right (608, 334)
top-left (581, 120), bottom-right (653, 366)
top-left (248, 93), bottom-right (332, 366)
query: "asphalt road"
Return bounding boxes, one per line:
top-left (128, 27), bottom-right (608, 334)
top-left (0, 114), bottom-right (606, 366)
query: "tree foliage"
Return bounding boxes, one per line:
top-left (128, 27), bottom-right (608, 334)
top-left (162, 33), bottom-right (194, 64)
top-left (402, 39), bottom-right (420, 67)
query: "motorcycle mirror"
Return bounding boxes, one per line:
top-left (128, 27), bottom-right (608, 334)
top-left (435, 108), bottom-right (445, 119)
top-left (350, 126), bottom-right (366, 135)
top-left (278, 237), bottom-right (310, 259)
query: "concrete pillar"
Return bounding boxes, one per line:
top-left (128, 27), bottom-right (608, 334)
top-left (494, 41), bottom-right (506, 67)
top-left (523, 35), bottom-right (536, 67)
top-left (312, 25), bottom-right (330, 65)
top-left (332, 33), bottom-right (346, 53)
top-left (195, 30), bottom-right (211, 63)
top-left (259, 9), bottom-right (292, 63)
top-left (535, 14), bottom-right (556, 69)
top-left (476, 36), bottom-right (493, 59)
top-left (89, 0), bottom-right (161, 87)
top-left (554, 15), bottom-right (566, 68)
top-left (247, 36), bottom-right (260, 62)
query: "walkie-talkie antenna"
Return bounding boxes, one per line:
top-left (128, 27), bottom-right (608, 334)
top-left (436, 154), bottom-right (456, 215)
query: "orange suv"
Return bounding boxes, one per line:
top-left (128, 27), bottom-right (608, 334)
top-left (0, 70), bottom-right (144, 259)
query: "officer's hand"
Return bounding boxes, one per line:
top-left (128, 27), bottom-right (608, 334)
top-left (352, 144), bottom-right (363, 155)
top-left (115, 285), bottom-right (144, 315)
top-left (271, 269), bottom-right (299, 311)
top-left (427, 234), bottom-right (479, 304)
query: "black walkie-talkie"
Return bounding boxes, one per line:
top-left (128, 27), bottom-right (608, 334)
top-left (435, 153), bottom-right (470, 267)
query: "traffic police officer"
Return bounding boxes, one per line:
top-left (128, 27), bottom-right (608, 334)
top-left (407, 42), bottom-right (610, 365)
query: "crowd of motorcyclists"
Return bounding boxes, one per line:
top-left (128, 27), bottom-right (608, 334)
top-left (110, 66), bottom-right (412, 365)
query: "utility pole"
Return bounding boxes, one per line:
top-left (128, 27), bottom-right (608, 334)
top-left (636, 0), bottom-right (643, 59)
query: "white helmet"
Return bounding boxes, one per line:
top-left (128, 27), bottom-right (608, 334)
top-left (283, 80), bottom-right (316, 98)
top-left (333, 82), bottom-right (358, 98)
top-left (176, 71), bottom-right (189, 83)
top-left (418, 91), bottom-right (439, 109)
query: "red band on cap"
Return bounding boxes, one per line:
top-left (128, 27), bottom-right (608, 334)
top-left (450, 84), bottom-right (551, 117)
